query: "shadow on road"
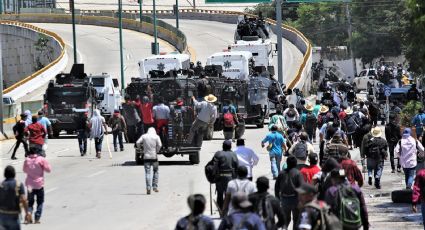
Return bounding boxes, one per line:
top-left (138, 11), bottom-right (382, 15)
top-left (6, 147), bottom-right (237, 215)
top-left (117, 161), bottom-right (193, 167)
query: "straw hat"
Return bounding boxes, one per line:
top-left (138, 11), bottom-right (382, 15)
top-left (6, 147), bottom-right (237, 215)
top-left (319, 105), bottom-right (329, 114)
top-left (345, 107), bottom-right (354, 115)
top-left (305, 104), bottom-right (314, 111)
top-left (204, 94), bottom-right (217, 103)
top-left (371, 127), bottom-right (382, 138)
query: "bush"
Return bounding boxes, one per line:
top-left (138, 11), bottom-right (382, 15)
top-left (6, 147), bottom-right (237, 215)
top-left (400, 100), bottom-right (422, 127)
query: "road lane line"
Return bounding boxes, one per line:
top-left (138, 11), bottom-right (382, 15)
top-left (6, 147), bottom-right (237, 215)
top-left (86, 170), bottom-right (106, 178)
top-left (54, 148), bottom-right (70, 154)
top-left (45, 187), bottom-right (58, 194)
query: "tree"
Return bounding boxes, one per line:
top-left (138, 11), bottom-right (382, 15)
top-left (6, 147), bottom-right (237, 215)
top-left (34, 34), bottom-right (54, 71)
top-left (404, 0), bottom-right (425, 74)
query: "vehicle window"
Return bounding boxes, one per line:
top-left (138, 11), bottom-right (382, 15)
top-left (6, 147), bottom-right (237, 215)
top-left (359, 71), bottom-right (366, 77)
top-left (91, 78), bottom-right (105, 87)
top-left (47, 89), bottom-right (86, 103)
top-left (2, 97), bottom-right (9, 104)
top-left (369, 70), bottom-right (377, 76)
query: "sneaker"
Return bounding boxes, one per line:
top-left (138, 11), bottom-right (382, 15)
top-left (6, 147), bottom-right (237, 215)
top-left (120, 148), bottom-right (124, 152)
top-left (11, 157), bottom-right (17, 160)
top-left (397, 168), bottom-right (402, 173)
top-left (147, 190), bottom-right (151, 195)
top-left (114, 148), bottom-right (118, 152)
top-left (368, 177), bottom-right (372, 186)
top-left (153, 188), bottom-right (159, 193)
top-left (34, 220), bottom-right (41, 224)
top-left (391, 169), bottom-right (395, 173)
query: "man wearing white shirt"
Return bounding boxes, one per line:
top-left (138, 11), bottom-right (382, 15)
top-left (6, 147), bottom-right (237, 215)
top-left (234, 139), bottom-right (259, 181)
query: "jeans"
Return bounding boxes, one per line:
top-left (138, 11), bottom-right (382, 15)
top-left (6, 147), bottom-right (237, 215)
top-left (280, 196), bottom-right (299, 229)
top-left (388, 142), bottom-right (400, 170)
top-left (77, 130), bottom-right (88, 154)
top-left (421, 202), bottom-right (425, 230)
top-left (112, 130), bottom-right (124, 150)
top-left (216, 176), bottom-right (233, 210)
top-left (28, 187), bottom-right (44, 221)
top-left (0, 214), bottom-right (20, 230)
top-left (403, 167), bottom-right (416, 189)
top-left (367, 158), bottom-right (383, 180)
top-left (187, 119), bottom-right (208, 147)
top-left (94, 136), bottom-right (103, 153)
top-left (127, 125), bottom-right (137, 143)
top-left (270, 154), bottom-right (282, 178)
top-left (144, 161), bottom-right (159, 191)
top-left (12, 137), bottom-right (29, 158)
top-left (306, 128), bottom-right (315, 142)
top-left (347, 134), bottom-right (353, 147)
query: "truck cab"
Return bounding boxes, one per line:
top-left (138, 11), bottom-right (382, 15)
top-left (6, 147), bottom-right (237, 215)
top-left (89, 74), bottom-right (122, 118)
top-left (230, 39), bottom-right (274, 76)
top-left (206, 51), bottom-right (253, 81)
top-left (138, 54), bottom-right (191, 78)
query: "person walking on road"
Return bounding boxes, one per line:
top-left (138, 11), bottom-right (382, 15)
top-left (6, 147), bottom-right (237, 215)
top-left (25, 116), bottom-right (47, 156)
top-left (302, 104), bottom-right (317, 142)
top-left (275, 156), bottom-right (304, 228)
top-left (136, 127), bottom-right (162, 195)
top-left (262, 125), bottom-right (287, 179)
top-left (122, 95), bottom-right (141, 143)
top-left (23, 147), bottom-right (52, 224)
top-left (283, 104), bottom-right (299, 129)
top-left (249, 177), bottom-right (285, 230)
top-left (297, 183), bottom-right (330, 230)
top-left (89, 109), bottom-right (108, 159)
top-left (108, 109), bottom-right (127, 152)
top-left (188, 94), bottom-right (218, 147)
top-left (412, 109), bottom-right (425, 140)
top-left (175, 194), bottom-right (215, 230)
top-left (234, 139), bottom-right (259, 181)
top-left (218, 192), bottom-right (266, 230)
top-left (11, 113), bottom-right (29, 160)
top-left (395, 128), bottom-right (425, 189)
top-left (300, 153), bottom-right (321, 184)
top-left (75, 112), bottom-right (90, 156)
top-left (0, 165), bottom-right (31, 229)
top-left (362, 127), bottom-right (388, 189)
top-left (339, 154), bottom-right (364, 187)
top-left (268, 109), bottom-right (287, 133)
top-left (24, 110), bottom-right (32, 127)
top-left (412, 168), bottom-right (425, 228)
top-left (210, 140), bottom-right (239, 211)
top-left (385, 114), bottom-right (402, 173)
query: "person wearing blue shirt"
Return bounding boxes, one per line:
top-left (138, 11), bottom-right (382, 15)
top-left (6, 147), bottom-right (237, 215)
top-left (222, 100), bottom-right (237, 114)
top-left (261, 125), bottom-right (287, 179)
top-left (411, 109), bottom-right (425, 138)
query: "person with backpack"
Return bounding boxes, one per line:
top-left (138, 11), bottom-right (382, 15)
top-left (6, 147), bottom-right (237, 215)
top-left (223, 166), bottom-right (257, 215)
top-left (108, 109), bottom-right (127, 152)
top-left (218, 192), bottom-right (266, 230)
top-left (11, 113), bottom-right (29, 160)
top-left (249, 177), bottom-right (285, 230)
top-left (261, 125), bottom-right (287, 179)
top-left (25, 116), bottom-right (47, 156)
top-left (362, 127), bottom-right (388, 189)
top-left (0, 165), bottom-right (31, 229)
top-left (234, 139), bottom-right (259, 181)
top-left (209, 140), bottom-right (239, 212)
top-left (297, 182), bottom-right (342, 230)
top-left (23, 147), bottom-right (52, 224)
top-left (339, 154), bottom-right (364, 187)
top-left (344, 108), bottom-right (360, 150)
top-left (275, 156), bottom-right (305, 228)
top-left (283, 104), bottom-right (299, 128)
top-left (268, 109), bottom-right (287, 133)
top-left (314, 157), bottom-right (341, 200)
top-left (325, 169), bottom-right (369, 230)
top-left (385, 114), bottom-right (402, 173)
top-left (288, 132), bottom-right (314, 166)
top-left (175, 194), bottom-right (215, 230)
top-left (395, 128), bottom-right (425, 189)
top-left (223, 109), bottom-right (237, 141)
top-left (324, 133), bottom-right (350, 163)
top-left (317, 105), bottom-right (330, 129)
top-left (302, 104), bottom-right (317, 142)
top-left (412, 109), bottom-right (425, 140)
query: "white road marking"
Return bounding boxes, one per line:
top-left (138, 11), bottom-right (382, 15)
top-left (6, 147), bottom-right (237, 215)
top-left (10, 161), bottom-right (24, 165)
top-left (86, 170), bottom-right (106, 178)
top-left (45, 187), bottom-right (58, 194)
top-left (65, 42), bottom-right (84, 63)
top-left (54, 148), bottom-right (70, 154)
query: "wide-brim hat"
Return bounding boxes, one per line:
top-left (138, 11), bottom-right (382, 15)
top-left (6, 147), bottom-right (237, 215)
top-left (204, 94), bottom-right (217, 103)
top-left (305, 103), bottom-right (314, 111)
top-left (371, 127), bottom-right (382, 137)
top-left (319, 105), bottom-right (329, 114)
top-left (345, 107), bottom-right (354, 115)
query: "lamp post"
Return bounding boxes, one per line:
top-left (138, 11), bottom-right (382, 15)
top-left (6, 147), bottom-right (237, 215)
top-left (118, 0), bottom-right (125, 89)
top-left (138, 0), bottom-right (142, 23)
top-left (276, 0), bottom-right (283, 84)
top-left (152, 0), bottom-right (158, 54)
top-left (175, 0), bottom-right (179, 29)
top-left (70, 0), bottom-right (77, 64)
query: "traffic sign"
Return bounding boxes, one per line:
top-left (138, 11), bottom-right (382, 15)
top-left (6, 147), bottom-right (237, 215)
top-left (384, 86), bottom-right (391, 97)
top-left (205, 0), bottom-right (271, 2)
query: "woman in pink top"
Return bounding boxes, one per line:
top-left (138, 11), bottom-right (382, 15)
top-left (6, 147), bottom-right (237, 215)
top-left (23, 148), bottom-right (51, 224)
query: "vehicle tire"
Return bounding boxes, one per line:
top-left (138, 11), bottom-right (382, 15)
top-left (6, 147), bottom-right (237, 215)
top-left (163, 151), bottom-right (174, 158)
top-left (52, 131), bottom-right (60, 138)
top-left (235, 122), bottom-right (246, 139)
top-left (256, 120), bottom-right (264, 128)
top-left (391, 189), bottom-right (413, 203)
top-left (189, 152), bottom-right (200, 165)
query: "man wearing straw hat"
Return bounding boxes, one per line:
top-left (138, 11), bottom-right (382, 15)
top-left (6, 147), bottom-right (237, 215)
top-left (187, 94), bottom-right (218, 147)
top-left (362, 127), bottom-right (388, 189)
top-left (301, 104), bottom-right (317, 142)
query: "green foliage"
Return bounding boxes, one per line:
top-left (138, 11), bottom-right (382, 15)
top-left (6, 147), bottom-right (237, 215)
top-left (404, 0), bottom-right (425, 74)
top-left (400, 100), bottom-right (422, 127)
top-left (34, 34), bottom-right (53, 71)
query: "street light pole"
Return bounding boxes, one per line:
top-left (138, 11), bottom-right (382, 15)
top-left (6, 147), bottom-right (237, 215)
top-left (0, 27), bottom-right (4, 136)
top-left (346, 3), bottom-right (357, 77)
top-left (175, 0), bottom-right (179, 29)
top-left (276, 0), bottom-right (283, 84)
top-left (0, 0), bottom-right (3, 14)
top-left (153, 0), bottom-right (158, 54)
top-left (138, 0), bottom-right (142, 23)
top-left (70, 0), bottom-right (77, 64)
top-left (118, 0), bottom-right (125, 89)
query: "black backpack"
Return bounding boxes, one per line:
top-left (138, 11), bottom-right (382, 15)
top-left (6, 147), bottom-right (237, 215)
top-left (305, 113), bottom-right (317, 129)
top-left (257, 195), bottom-right (275, 229)
top-left (0, 180), bottom-right (21, 215)
top-left (366, 137), bottom-right (381, 159)
top-left (278, 169), bottom-right (298, 197)
top-left (287, 108), bottom-right (296, 118)
top-left (204, 159), bottom-right (219, 184)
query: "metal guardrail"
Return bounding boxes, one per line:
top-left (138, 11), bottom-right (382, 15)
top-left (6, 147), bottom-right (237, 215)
top-left (0, 20), bottom-right (66, 94)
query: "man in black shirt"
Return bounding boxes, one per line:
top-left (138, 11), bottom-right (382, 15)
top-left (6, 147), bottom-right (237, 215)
top-left (297, 183), bottom-right (326, 230)
top-left (385, 114), bottom-right (402, 173)
top-left (74, 112), bottom-right (90, 156)
top-left (11, 113), bottom-right (29, 160)
top-left (249, 177), bottom-right (285, 230)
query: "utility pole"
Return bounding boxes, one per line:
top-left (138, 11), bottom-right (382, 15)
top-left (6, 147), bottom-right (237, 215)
top-left (138, 0), bottom-right (142, 23)
top-left (0, 0), bottom-right (3, 14)
top-left (175, 0), bottom-right (179, 29)
top-left (118, 0), bottom-right (125, 89)
top-left (70, 0), bottom-right (77, 64)
top-left (346, 3), bottom-right (357, 77)
top-left (0, 26), bottom-right (4, 136)
top-left (276, 0), bottom-right (283, 84)
top-left (193, 0), bottom-right (196, 9)
top-left (152, 0), bottom-right (158, 54)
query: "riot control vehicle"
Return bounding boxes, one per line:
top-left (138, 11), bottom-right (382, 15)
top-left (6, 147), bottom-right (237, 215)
top-left (126, 70), bottom-right (201, 165)
top-left (43, 64), bottom-right (97, 138)
top-left (138, 53), bottom-right (190, 78)
top-left (89, 73), bottom-right (122, 119)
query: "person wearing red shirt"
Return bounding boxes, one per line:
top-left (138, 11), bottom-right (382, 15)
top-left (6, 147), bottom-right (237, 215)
top-left (339, 155), bottom-right (364, 187)
top-left (141, 86), bottom-right (155, 134)
top-left (300, 153), bottom-right (321, 184)
top-left (25, 116), bottom-right (47, 155)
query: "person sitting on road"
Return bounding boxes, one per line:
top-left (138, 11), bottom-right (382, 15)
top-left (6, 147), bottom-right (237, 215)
top-left (175, 194), bottom-right (215, 230)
